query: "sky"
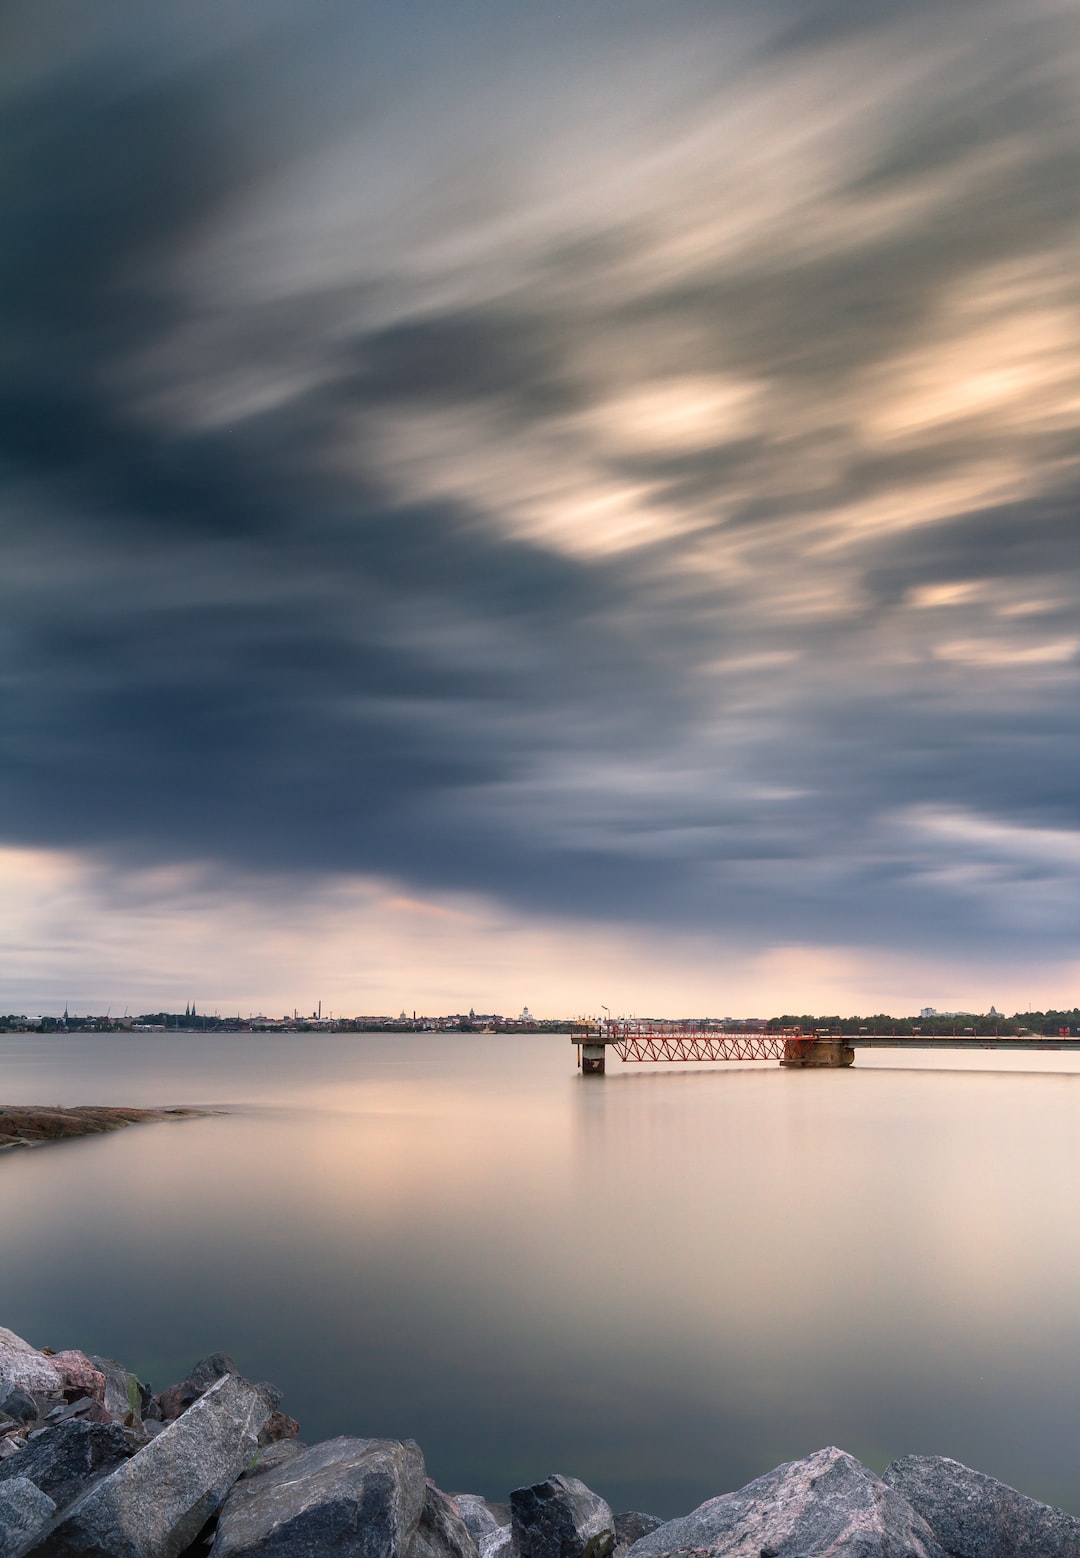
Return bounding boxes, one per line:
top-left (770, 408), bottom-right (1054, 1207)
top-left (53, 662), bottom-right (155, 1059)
top-left (3, 0), bottom-right (1080, 1018)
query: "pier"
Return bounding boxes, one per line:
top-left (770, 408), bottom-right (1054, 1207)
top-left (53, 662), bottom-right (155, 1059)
top-left (570, 1021), bottom-right (1080, 1074)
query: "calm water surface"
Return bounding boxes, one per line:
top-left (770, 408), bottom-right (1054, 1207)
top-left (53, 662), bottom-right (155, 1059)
top-left (2, 1033), bottom-right (1080, 1515)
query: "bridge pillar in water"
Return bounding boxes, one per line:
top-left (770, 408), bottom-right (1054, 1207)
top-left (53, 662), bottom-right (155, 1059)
top-left (780, 1036), bottom-right (855, 1068)
top-left (581, 1041), bottom-right (607, 1075)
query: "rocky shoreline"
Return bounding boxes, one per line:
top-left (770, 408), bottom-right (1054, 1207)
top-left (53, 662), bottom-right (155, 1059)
top-left (1, 1324), bottom-right (1078, 1557)
top-left (0, 1107), bottom-right (210, 1151)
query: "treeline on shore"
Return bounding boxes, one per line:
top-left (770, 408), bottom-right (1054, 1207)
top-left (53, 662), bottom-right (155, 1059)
top-left (762, 1009), bottom-right (1080, 1037)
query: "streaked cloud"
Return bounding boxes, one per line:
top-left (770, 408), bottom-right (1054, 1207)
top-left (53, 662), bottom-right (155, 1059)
top-left (3, 0), bottom-right (1080, 1007)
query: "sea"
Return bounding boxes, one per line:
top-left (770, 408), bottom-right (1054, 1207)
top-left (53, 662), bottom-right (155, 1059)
top-left (2, 1031), bottom-right (1079, 1516)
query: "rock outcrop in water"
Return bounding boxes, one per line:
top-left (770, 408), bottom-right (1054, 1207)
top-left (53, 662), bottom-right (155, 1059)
top-left (0, 1107), bottom-right (207, 1151)
top-left (2, 1322), bottom-right (1079, 1557)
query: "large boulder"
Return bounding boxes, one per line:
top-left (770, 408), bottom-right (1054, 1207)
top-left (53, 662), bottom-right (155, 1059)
top-left (512, 1475), bottom-right (615, 1558)
top-left (0, 1478), bottom-right (55, 1558)
top-left (884, 1454), bottom-right (1080, 1557)
top-left (625, 1447), bottom-right (943, 1558)
top-left (0, 1418), bottom-right (132, 1511)
top-left (23, 1371), bottom-right (271, 1558)
top-left (0, 1329), bottom-right (63, 1398)
top-left (211, 1435), bottom-right (427, 1557)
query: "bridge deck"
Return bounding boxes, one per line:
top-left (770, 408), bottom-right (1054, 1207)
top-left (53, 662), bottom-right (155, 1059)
top-left (849, 1035), bottom-right (1080, 1050)
top-left (569, 1024), bottom-right (1080, 1071)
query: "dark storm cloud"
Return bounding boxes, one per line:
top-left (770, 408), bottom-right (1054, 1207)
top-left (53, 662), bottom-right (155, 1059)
top-left (4, 0), bottom-right (1080, 960)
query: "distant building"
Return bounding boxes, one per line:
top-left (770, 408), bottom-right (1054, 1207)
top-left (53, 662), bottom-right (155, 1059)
top-left (920, 1007), bottom-right (937, 1018)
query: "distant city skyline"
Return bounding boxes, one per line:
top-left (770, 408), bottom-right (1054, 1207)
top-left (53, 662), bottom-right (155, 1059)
top-left (4, 1), bottom-right (1080, 1016)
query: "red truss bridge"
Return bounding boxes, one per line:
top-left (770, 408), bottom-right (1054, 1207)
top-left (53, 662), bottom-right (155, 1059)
top-left (570, 1021), bottom-right (829, 1073)
top-left (570, 1021), bottom-right (1080, 1074)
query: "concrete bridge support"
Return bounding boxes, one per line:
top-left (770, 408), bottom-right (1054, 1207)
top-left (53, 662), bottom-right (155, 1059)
top-left (581, 1041), bottom-right (607, 1075)
top-left (781, 1037), bottom-right (855, 1068)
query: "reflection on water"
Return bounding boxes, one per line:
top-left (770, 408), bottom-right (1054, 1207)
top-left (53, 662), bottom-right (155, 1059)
top-left (2, 1034), bottom-right (1080, 1515)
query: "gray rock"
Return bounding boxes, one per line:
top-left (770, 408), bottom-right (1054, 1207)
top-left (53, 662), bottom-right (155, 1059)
top-left (23, 1371), bottom-right (271, 1558)
top-left (0, 1418), bottom-right (131, 1511)
top-left (88, 1356), bottom-right (143, 1426)
top-left (0, 1390), bottom-right (36, 1427)
top-left (408, 1483), bottom-right (481, 1558)
top-left (454, 1495), bottom-right (509, 1548)
top-left (211, 1434), bottom-right (426, 1557)
top-left (626, 1447), bottom-right (943, 1558)
top-left (235, 1437), bottom-right (305, 1482)
top-left (190, 1355), bottom-right (241, 1392)
top-left (883, 1453), bottom-right (1080, 1558)
top-left (481, 1528), bottom-right (514, 1558)
top-left (512, 1476), bottom-right (615, 1558)
top-left (45, 1398), bottom-right (100, 1426)
top-left (0, 1478), bottom-right (55, 1558)
top-left (613, 1513), bottom-right (662, 1556)
top-left (0, 1331), bottom-right (62, 1399)
top-left (453, 1504), bottom-right (513, 1558)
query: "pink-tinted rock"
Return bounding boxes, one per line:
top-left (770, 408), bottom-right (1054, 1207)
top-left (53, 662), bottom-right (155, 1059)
top-left (49, 1351), bottom-right (107, 1404)
top-left (157, 1379), bottom-right (201, 1421)
top-left (259, 1408), bottom-right (300, 1445)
